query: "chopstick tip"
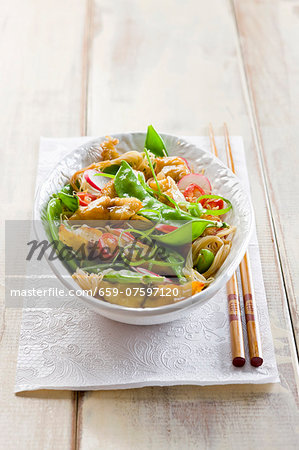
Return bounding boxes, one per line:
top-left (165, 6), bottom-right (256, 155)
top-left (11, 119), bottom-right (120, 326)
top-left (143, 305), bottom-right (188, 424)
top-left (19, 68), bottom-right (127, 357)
top-left (233, 357), bottom-right (246, 367)
top-left (251, 357), bottom-right (263, 367)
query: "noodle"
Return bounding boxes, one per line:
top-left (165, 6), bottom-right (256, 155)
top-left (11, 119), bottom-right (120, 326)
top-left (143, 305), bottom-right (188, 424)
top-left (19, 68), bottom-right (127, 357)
top-left (191, 226), bottom-right (236, 282)
top-left (202, 243), bottom-right (231, 278)
top-left (192, 235), bottom-right (223, 264)
top-left (72, 268), bottom-right (103, 293)
top-left (216, 225), bottom-right (236, 239)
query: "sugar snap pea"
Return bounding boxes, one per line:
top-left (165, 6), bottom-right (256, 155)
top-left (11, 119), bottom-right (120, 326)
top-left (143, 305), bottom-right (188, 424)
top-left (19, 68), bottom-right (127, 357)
top-left (145, 125), bottom-right (168, 157)
top-left (114, 161), bottom-right (223, 244)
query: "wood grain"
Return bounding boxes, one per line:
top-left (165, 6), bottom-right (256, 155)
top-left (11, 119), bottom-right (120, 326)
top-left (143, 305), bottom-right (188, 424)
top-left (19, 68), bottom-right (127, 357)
top-left (232, 0), bottom-right (299, 349)
top-left (0, 1), bottom-right (86, 448)
top-left (1, 0), bottom-right (299, 448)
top-left (79, 385), bottom-right (299, 450)
top-left (77, 0), bottom-right (299, 448)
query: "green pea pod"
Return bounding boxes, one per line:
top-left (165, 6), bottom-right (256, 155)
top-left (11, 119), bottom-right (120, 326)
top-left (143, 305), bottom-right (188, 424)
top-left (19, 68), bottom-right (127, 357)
top-left (102, 164), bottom-right (120, 175)
top-left (145, 125), bottom-right (168, 157)
top-left (114, 160), bottom-right (148, 201)
top-left (57, 184), bottom-right (79, 212)
top-left (114, 161), bottom-right (222, 244)
top-left (47, 197), bottom-right (62, 240)
top-left (46, 198), bottom-right (78, 271)
top-left (115, 161), bottom-right (200, 222)
top-left (152, 220), bottom-right (221, 246)
top-left (59, 184), bottom-right (73, 196)
top-left (80, 262), bottom-right (129, 273)
top-left (103, 269), bottom-right (165, 284)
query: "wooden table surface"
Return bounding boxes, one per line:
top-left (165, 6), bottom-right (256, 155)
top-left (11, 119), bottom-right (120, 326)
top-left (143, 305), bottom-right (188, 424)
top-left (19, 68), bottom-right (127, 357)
top-left (1, 0), bottom-right (299, 448)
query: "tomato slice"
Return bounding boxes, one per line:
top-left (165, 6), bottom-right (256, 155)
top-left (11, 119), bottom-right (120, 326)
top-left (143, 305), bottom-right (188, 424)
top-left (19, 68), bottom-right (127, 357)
top-left (98, 233), bottom-right (119, 259)
top-left (183, 183), bottom-right (205, 202)
top-left (77, 192), bottom-right (98, 206)
top-left (199, 198), bottom-right (224, 210)
top-left (155, 224), bottom-right (178, 234)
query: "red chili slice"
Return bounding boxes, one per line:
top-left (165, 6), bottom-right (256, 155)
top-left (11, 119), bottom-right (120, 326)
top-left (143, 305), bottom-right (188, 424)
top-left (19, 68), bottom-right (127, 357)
top-left (199, 198), bottom-right (224, 210)
top-left (183, 183), bottom-right (206, 202)
top-left (77, 192), bottom-right (98, 206)
top-left (98, 233), bottom-right (119, 259)
top-left (155, 224), bottom-right (178, 234)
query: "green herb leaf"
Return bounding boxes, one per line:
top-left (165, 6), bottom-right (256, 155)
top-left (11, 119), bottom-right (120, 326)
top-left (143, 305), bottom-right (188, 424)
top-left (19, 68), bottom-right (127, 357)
top-left (94, 172), bottom-right (115, 179)
top-left (144, 148), bottom-right (161, 194)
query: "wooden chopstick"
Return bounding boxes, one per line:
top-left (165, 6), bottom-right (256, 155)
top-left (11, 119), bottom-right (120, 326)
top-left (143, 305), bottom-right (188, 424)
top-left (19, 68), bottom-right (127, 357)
top-left (223, 123), bottom-right (263, 367)
top-left (209, 124), bottom-right (246, 367)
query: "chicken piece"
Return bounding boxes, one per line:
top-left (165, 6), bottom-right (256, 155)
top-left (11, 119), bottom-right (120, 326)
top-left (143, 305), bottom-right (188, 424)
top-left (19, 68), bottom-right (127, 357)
top-left (129, 214), bottom-right (151, 225)
top-left (108, 197), bottom-right (143, 220)
top-left (147, 176), bottom-right (169, 192)
top-left (70, 151), bottom-right (146, 191)
top-left (100, 179), bottom-right (116, 198)
top-left (59, 224), bottom-right (102, 252)
top-left (148, 175), bottom-right (186, 206)
top-left (70, 196), bottom-right (143, 220)
top-left (101, 136), bottom-right (120, 160)
top-left (98, 151), bottom-right (145, 171)
top-left (155, 156), bottom-right (190, 182)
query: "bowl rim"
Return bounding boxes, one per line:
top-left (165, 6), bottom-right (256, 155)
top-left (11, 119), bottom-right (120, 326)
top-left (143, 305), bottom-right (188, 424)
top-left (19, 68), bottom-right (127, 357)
top-left (34, 132), bottom-right (254, 317)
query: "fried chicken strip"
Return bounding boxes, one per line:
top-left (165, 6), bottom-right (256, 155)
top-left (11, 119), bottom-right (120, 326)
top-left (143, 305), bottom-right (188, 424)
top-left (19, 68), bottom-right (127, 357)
top-left (147, 175), bottom-right (186, 206)
top-left (70, 196), bottom-right (143, 220)
top-left (58, 224), bottom-right (102, 252)
top-left (70, 151), bottom-right (146, 191)
top-left (155, 156), bottom-right (190, 182)
top-left (101, 137), bottom-right (120, 160)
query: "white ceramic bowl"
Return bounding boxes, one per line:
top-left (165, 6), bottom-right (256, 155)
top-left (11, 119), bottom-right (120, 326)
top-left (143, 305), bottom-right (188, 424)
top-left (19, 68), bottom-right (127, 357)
top-left (34, 133), bottom-right (253, 325)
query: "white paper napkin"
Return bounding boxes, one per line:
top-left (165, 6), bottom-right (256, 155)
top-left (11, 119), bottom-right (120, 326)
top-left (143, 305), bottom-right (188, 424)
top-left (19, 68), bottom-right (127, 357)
top-left (15, 136), bottom-right (279, 392)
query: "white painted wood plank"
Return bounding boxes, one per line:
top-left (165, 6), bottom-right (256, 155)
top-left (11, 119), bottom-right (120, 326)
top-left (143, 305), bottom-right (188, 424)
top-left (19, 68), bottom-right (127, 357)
top-left (79, 0), bottom-right (299, 448)
top-left (233, 0), bottom-right (299, 349)
top-left (0, 1), bottom-right (86, 448)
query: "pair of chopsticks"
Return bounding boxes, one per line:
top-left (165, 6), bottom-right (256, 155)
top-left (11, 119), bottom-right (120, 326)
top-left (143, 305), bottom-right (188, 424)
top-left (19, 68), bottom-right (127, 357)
top-left (209, 124), bottom-right (263, 367)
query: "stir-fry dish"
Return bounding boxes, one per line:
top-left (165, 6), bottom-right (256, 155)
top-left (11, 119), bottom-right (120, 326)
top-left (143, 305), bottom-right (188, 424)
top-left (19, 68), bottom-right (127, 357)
top-left (46, 126), bottom-right (235, 308)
